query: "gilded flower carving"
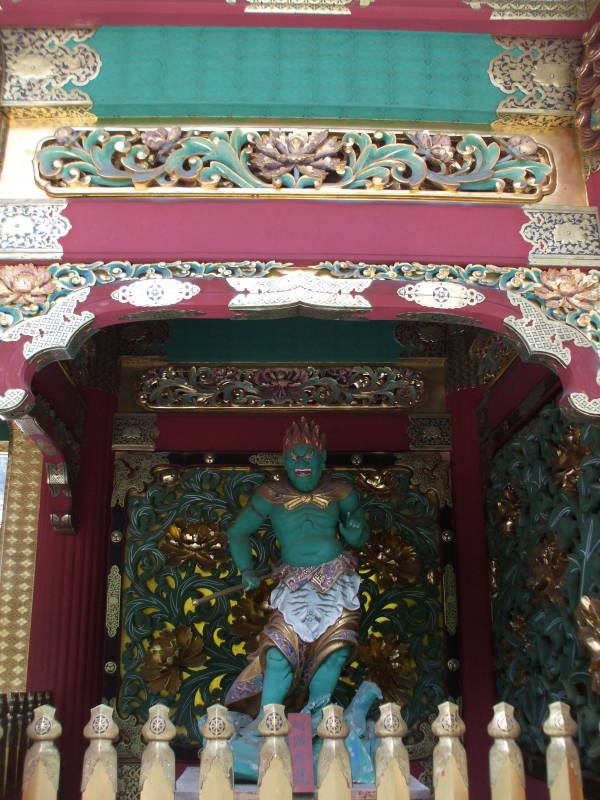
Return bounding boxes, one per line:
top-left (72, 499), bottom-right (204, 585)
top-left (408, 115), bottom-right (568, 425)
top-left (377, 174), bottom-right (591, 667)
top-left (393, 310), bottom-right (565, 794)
top-left (230, 582), bottom-right (272, 649)
top-left (527, 534), bottom-right (568, 604)
top-left (553, 424), bottom-right (591, 491)
top-left (355, 470), bottom-right (400, 499)
top-left (254, 367), bottom-right (311, 401)
top-left (250, 129), bottom-right (346, 185)
top-left (353, 636), bottom-right (417, 704)
top-left (494, 484), bottom-right (521, 536)
top-left (359, 531), bottom-right (420, 592)
top-left (161, 522), bottom-right (228, 569)
top-left (575, 595), bottom-right (600, 693)
top-left (139, 626), bottom-right (205, 696)
top-left (534, 268), bottom-right (600, 313)
top-left (0, 264), bottom-right (56, 308)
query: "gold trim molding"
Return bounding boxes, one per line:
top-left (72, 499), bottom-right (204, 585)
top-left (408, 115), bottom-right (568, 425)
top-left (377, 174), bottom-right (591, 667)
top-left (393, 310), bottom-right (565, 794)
top-left (465, 0), bottom-right (598, 19)
top-left (0, 426), bottom-right (42, 692)
top-left (225, 0), bottom-right (375, 12)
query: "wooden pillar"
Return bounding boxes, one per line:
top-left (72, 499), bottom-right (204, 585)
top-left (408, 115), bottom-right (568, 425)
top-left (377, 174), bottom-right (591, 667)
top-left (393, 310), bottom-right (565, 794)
top-left (258, 703), bottom-right (292, 800)
top-left (487, 702), bottom-right (525, 800)
top-left (543, 701), bottom-right (584, 800)
top-left (140, 704), bottom-right (176, 800)
top-left (316, 704), bottom-right (351, 800)
top-left (199, 704), bottom-right (234, 800)
top-left (432, 701), bottom-right (469, 800)
top-left (80, 704), bottom-right (118, 800)
top-left (21, 705), bottom-right (61, 800)
top-left (446, 388), bottom-right (494, 800)
top-left (374, 702), bottom-right (410, 800)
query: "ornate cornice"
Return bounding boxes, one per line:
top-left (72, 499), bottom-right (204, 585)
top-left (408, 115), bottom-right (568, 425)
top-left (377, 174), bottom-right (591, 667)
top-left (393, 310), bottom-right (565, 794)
top-left (465, 0), bottom-right (598, 20)
top-left (489, 37), bottom-right (581, 126)
top-left (1, 262), bottom-right (599, 358)
top-left (34, 126), bottom-right (556, 203)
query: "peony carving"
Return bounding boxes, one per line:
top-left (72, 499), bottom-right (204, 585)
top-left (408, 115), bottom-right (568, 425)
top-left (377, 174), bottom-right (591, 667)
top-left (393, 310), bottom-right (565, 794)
top-left (534, 267), bottom-right (600, 314)
top-left (0, 264), bottom-right (56, 308)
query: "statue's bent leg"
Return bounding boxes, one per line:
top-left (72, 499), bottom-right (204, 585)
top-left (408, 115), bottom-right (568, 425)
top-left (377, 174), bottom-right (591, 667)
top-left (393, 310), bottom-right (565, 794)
top-left (307, 645), bottom-right (351, 702)
top-left (261, 646), bottom-right (294, 705)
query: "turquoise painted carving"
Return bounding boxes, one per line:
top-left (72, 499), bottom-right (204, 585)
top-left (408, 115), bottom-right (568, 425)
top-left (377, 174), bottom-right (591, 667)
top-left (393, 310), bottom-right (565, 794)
top-left (487, 404), bottom-right (600, 772)
top-left (35, 127), bottom-right (554, 201)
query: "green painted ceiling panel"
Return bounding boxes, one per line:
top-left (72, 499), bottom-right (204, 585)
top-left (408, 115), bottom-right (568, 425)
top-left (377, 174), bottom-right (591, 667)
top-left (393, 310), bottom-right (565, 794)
top-left (88, 27), bottom-right (503, 124)
top-left (166, 318), bottom-right (401, 363)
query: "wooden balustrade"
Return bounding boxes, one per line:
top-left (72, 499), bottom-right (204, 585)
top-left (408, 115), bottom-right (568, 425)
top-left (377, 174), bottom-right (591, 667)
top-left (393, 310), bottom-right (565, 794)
top-left (80, 704), bottom-right (118, 800)
top-left (432, 701), bottom-right (469, 800)
top-left (487, 702), bottom-right (526, 800)
top-left (258, 703), bottom-right (293, 800)
top-left (316, 703), bottom-right (352, 800)
top-left (140, 703), bottom-right (176, 800)
top-left (15, 696), bottom-right (596, 800)
top-left (0, 691), bottom-right (52, 799)
top-left (374, 702), bottom-right (411, 800)
top-left (198, 703), bottom-right (234, 800)
top-left (21, 705), bottom-right (61, 800)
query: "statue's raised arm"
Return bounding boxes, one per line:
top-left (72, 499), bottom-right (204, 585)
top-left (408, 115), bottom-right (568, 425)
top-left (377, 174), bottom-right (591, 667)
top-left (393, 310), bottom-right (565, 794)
top-left (224, 417), bottom-right (369, 716)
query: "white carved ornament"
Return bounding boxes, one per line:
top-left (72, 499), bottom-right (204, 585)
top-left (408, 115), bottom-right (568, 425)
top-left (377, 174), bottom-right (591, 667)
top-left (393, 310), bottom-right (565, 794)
top-left (397, 281), bottom-right (485, 309)
top-left (110, 279), bottom-right (201, 307)
top-left (504, 291), bottom-right (591, 367)
top-left (0, 288), bottom-right (94, 360)
top-left (228, 273), bottom-right (372, 310)
top-left (0, 387), bottom-right (28, 413)
top-left (0, 201), bottom-right (71, 260)
top-left (568, 392), bottom-right (600, 417)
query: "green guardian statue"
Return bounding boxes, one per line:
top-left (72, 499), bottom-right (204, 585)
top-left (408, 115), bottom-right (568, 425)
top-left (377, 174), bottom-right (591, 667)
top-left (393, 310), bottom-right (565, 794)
top-left (224, 417), bottom-right (369, 713)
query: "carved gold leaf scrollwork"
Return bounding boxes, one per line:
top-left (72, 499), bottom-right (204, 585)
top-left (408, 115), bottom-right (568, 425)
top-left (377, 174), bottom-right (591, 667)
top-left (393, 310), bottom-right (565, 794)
top-left (137, 364), bottom-right (427, 411)
top-left (575, 595), bottom-right (600, 692)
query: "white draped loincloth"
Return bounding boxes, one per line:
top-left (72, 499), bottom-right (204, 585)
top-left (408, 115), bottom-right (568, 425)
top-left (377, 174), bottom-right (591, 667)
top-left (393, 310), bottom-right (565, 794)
top-left (269, 571), bottom-right (360, 643)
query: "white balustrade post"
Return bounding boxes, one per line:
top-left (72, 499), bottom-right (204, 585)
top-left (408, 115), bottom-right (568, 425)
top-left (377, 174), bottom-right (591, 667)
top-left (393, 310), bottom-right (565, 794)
top-left (199, 703), bottom-right (235, 800)
top-left (374, 702), bottom-right (410, 800)
top-left (140, 703), bottom-right (176, 800)
top-left (432, 700), bottom-right (469, 800)
top-left (258, 703), bottom-right (292, 800)
top-left (487, 702), bottom-right (525, 800)
top-left (316, 704), bottom-right (351, 800)
top-left (80, 704), bottom-right (119, 800)
top-left (21, 705), bottom-right (61, 800)
top-left (543, 701), bottom-right (584, 800)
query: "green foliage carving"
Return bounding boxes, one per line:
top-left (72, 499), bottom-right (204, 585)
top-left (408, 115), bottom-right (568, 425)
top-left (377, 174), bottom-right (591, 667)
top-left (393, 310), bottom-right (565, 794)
top-left (487, 404), bottom-right (600, 771)
top-left (118, 464), bottom-right (445, 748)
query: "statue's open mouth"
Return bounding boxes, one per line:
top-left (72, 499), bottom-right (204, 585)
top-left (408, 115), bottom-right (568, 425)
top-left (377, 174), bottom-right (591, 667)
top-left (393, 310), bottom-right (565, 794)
top-left (294, 468), bottom-right (312, 477)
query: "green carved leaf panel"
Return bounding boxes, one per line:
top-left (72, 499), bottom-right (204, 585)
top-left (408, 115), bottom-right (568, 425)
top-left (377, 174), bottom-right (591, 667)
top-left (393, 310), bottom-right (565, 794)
top-left (487, 404), bottom-right (600, 772)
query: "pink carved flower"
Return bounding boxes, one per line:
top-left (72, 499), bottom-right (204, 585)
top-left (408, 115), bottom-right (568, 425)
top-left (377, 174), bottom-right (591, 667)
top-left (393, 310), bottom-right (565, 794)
top-left (140, 127), bottom-right (183, 160)
top-left (0, 264), bottom-right (56, 307)
top-left (507, 135), bottom-right (538, 157)
top-left (413, 132), bottom-right (454, 163)
top-left (535, 267), bottom-right (600, 313)
top-left (251, 130), bottom-right (346, 183)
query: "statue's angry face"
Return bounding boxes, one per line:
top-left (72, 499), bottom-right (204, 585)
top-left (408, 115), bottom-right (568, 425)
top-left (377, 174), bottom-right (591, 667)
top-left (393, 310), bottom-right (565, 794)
top-left (284, 444), bottom-right (326, 492)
